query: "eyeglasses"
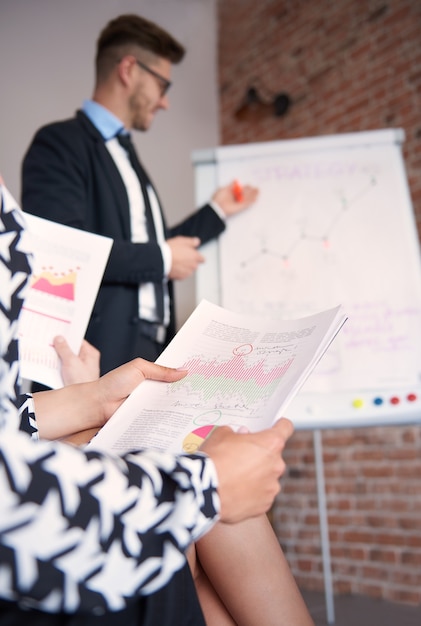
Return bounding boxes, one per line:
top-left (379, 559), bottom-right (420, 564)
top-left (136, 59), bottom-right (172, 96)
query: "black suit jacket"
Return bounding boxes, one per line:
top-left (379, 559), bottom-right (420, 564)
top-left (22, 111), bottom-right (226, 373)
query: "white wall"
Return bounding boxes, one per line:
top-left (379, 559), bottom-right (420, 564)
top-left (0, 0), bottom-right (219, 325)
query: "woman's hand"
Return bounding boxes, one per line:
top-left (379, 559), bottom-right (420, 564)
top-left (96, 358), bottom-right (188, 425)
top-left (54, 336), bottom-right (100, 385)
top-left (33, 358), bottom-right (187, 442)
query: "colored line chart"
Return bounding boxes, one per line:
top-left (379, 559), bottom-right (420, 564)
top-left (19, 262), bottom-right (83, 377)
top-left (171, 346), bottom-right (297, 451)
top-left (31, 266), bottom-right (79, 301)
top-left (236, 174), bottom-right (377, 271)
top-left (220, 165), bottom-right (380, 320)
top-left (167, 346), bottom-right (295, 412)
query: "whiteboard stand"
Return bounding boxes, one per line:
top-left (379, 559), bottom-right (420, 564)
top-left (314, 430), bottom-right (335, 624)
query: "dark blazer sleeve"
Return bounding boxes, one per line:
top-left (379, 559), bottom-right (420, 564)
top-left (169, 203), bottom-right (226, 245)
top-left (21, 118), bottom-right (165, 286)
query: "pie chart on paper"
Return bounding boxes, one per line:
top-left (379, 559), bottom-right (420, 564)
top-left (182, 425), bottom-right (217, 453)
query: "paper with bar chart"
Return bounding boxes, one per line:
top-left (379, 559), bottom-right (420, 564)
top-left (88, 299), bottom-right (347, 454)
top-left (18, 208), bottom-right (113, 389)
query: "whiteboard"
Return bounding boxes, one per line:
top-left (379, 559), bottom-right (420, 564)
top-left (192, 129), bottom-right (421, 429)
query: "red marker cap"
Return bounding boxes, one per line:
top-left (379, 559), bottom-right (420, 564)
top-left (232, 180), bottom-right (244, 202)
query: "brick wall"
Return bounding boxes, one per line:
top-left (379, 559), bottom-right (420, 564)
top-left (217, 0), bottom-right (421, 606)
top-left (279, 426), bottom-right (421, 605)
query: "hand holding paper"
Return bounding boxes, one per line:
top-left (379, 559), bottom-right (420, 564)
top-left (88, 299), bottom-right (347, 454)
top-left (0, 185), bottom-right (113, 389)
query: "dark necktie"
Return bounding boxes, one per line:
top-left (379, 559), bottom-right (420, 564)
top-left (117, 133), bottom-right (165, 325)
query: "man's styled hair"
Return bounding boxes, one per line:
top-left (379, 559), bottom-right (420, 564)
top-left (95, 14), bottom-right (185, 82)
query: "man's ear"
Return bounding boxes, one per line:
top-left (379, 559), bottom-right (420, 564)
top-left (117, 55), bottom-right (136, 87)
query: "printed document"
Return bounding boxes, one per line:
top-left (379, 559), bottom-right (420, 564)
top-left (88, 299), bottom-right (347, 454)
top-left (0, 185), bottom-right (113, 389)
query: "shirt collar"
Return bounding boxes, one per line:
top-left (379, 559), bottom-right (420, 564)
top-left (82, 99), bottom-right (125, 140)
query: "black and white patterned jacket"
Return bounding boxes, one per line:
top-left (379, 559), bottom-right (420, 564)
top-left (0, 186), bottom-right (219, 617)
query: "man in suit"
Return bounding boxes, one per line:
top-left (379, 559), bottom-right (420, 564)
top-left (22, 13), bottom-right (258, 374)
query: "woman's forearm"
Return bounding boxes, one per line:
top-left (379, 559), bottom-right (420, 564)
top-left (32, 382), bottom-right (103, 440)
top-left (32, 358), bottom-right (188, 441)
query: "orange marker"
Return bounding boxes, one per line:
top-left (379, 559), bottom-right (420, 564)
top-left (232, 180), bottom-right (244, 202)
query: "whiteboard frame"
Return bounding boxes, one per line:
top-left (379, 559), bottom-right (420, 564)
top-left (192, 129), bottom-right (421, 430)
